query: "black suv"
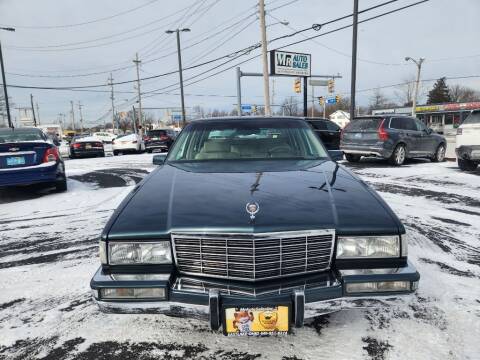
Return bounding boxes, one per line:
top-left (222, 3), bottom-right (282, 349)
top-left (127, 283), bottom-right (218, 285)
top-left (304, 117), bottom-right (341, 150)
top-left (341, 115), bottom-right (446, 166)
top-left (144, 129), bottom-right (176, 153)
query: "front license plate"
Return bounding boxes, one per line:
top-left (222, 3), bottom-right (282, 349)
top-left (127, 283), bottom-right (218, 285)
top-left (354, 133), bottom-right (362, 138)
top-left (223, 304), bottom-right (290, 336)
top-left (6, 156), bottom-right (26, 166)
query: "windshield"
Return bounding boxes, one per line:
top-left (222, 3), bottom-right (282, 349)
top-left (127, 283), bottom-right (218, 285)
top-left (0, 128), bottom-right (46, 143)
top-left (167, 118), bottom-right (328, 162)
top-left (462, 112), bottom-right (480, 125)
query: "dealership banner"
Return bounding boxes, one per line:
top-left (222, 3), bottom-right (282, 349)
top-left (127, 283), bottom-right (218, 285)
top-left (270, 50), bottom-right (311, 77)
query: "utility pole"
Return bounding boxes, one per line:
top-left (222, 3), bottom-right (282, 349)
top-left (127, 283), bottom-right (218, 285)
top-left (30, 94), bottom-right (37, 127)
top-left (133, 53), bottom-right (143, 132)
top-left (35, 102), bottom-right (41, 125)
top-left (405, 57), bottom-right (425, 117)
top-left (0, 27), bottom-right (15, 128)
top-left (311, 85), bottom-right (315, 117)
top-left (258, 0), bottom-right (271, 116)
top-left (166, 28), bottom-right (190, 127)
top-left (70, 100), bottom-right (75, 132)
top-left (349, 0), bottom-right (359, 123)
top-left (78, 102), bottom-right (84, 133)
top-left (109, 73), bottom-right (115, 133)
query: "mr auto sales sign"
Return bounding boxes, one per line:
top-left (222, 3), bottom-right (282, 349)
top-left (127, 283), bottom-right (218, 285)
top-left (270, 50), bottom-right (311, 77)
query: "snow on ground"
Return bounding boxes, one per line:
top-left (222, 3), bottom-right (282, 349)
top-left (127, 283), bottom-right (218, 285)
top-left (0, 155), bottom-right (479, 360)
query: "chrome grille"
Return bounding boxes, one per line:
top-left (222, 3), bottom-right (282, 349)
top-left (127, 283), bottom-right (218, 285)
top-left (171, 230), bottom-right (335, 281)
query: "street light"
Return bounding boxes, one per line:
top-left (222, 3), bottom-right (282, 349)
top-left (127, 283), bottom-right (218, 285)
top-left (0, 26), bottom-right (15, 128)
top-left (405, 56), bottom-right (425, 117)
top-left (166, 28), bottom-right (190, 127)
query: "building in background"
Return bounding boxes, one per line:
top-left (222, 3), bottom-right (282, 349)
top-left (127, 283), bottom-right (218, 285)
top-left (329, 110), bottom-right (350, 128)
top-left (372, 101), bottom-right (480, 135)
top-left (18, 107), bottom-right (35, 127)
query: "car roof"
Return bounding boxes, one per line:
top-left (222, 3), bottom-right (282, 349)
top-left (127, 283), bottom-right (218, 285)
top-left (190, 116), bottom-right (310, 124)
top-left (0, 127), bottom-right (42, 132)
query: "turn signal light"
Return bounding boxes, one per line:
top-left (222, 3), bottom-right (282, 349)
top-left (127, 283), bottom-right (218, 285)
top-left (346, 281), bottom-right (411, 294)
top-left (100, 288), bottom-right (166, 300)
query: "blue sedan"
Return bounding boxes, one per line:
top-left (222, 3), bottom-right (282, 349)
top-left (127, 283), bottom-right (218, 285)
top-left (0, 127), bottom-right (67, 192)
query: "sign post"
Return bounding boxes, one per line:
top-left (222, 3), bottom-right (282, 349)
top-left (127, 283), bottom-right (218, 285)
top-left (270, 50), bottom-right (312, 116)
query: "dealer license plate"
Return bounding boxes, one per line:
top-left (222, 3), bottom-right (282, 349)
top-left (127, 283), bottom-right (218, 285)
top-left (223, 304), bottom-right (290, 336)
top-left (6, 156), bottom-right (26, 166)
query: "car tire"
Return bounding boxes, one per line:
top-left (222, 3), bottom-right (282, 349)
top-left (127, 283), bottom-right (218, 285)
top-left (458, 158), bottom-right (478, 171)
top-left (147, 149), bottom-right (152, 154)
top-left (113, 151), bottom-right (119, 156)
top-left (345, 154), bottom-right (361, 162)
top-left (389, 144), bottom-right (406, 166)
top-left (431, 144), bottom-right (446, 162)
top-left (101, 152), bottom-right (106, 157)
top-left (55, 177), bottom-right (67, 192)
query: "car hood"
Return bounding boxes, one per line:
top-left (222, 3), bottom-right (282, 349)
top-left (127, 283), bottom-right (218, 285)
top-left (106, 160), bottom-right (402, 239)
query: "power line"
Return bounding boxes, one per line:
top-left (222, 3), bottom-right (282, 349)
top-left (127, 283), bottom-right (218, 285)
top-left (0, 0), bottom-right (161, 29)
top-left (3, 0), bottom-right (430, 91)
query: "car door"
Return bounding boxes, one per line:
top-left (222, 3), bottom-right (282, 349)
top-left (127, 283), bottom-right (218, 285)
top-left (402, 117), bottom-right (422, 156)
top-left (414, 119), bottom-right (436, 154)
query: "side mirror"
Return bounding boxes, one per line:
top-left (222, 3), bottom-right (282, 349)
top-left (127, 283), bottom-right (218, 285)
top-left (328, 150), bottom-right (344, 162)
top-left (152, 154), bottom-right (167, 165)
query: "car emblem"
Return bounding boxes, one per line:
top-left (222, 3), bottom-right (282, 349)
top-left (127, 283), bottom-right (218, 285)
top-left (9, 147), bottom-right (20, 152)
top-left (246, 202), bottom-right (259, 220)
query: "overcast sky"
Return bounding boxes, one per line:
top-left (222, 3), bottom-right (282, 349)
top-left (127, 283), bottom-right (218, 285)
top-left (1, 0), bottom-right (479, 126)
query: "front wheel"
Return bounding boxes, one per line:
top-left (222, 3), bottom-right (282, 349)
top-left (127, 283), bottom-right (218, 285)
top-left (389, 144), bottom-right (406, 166)
top-left (345, 154), bottom-right (361, 162)
top-left (431, 144), bottom-right (446, 162)
top-left (458, 158), bottom-right (478, 171)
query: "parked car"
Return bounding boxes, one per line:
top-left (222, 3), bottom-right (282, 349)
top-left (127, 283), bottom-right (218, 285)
top-left (0, 127), bottom-right (67, 192)
top-left (112, 134), bottom-right (145, 155)
top-left (456, 110), bottom-right (480, 171)
top-left (90, 117), bottom-right (419, 335)
top-left (70, 136), bottom-right (105, 159)
top-left (92, 132), bottom-right (116, 143)
top-left (304, 117), bottom-right (341, 150)
top-left (341, 115), bottom-right (447, 166)
top-left (144, 129), bottom-right (176, 153)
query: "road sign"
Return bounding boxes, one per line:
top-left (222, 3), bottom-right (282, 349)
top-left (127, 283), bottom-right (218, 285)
top-left (327, 97), bottom-right (336, 104)
top-left (241, 104), bottom-right (252, 112)
top-left (172, 114), bottom-right (182, 121)
top-left (309, 79), bottom-right (329, 86)
top-left (270, 50), bottom-right (311, 77)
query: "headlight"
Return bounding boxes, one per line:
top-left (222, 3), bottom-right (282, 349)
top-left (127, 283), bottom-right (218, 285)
top-left (108, 241), bottom-right (172, 265)
top-left (336, 235), bottom-right (400, 258)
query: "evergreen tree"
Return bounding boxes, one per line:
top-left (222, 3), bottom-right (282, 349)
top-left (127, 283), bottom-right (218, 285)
top-left (427, 77), bottom-right (452, 104)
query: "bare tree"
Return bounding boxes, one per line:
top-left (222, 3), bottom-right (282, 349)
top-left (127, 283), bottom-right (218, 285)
top-left (369, 88), bottom-right (397, 112)
top-left (449, 85), bottom-right (480, 102)
top-left (280, 97), bottom-right (300, 116)
top-left (395, 76), bottom-right (416, 106)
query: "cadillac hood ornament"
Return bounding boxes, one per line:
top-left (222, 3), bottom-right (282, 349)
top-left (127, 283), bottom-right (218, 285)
top-left (246, 202), bottom-right (259, 220)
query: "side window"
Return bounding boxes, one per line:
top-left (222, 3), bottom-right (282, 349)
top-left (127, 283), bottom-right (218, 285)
top-left (415, 119), bottom-right (427, 132)
top-left (389, 118), bottom-right (404, 130)
top-left (326, 122), bottom-right (340, 131)
top-left (310, 121), bottom-right (327, 130)
top-left (404, 118), bottom-right (418, 131)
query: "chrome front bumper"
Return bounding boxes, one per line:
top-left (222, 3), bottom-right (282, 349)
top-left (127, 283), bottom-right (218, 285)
top-left (91, 262), bottom-right (420, 330)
